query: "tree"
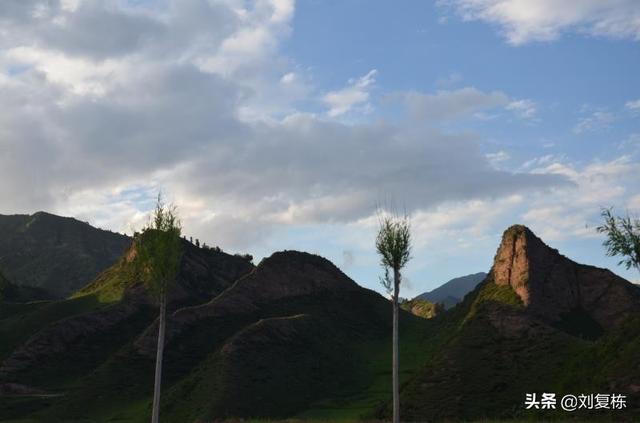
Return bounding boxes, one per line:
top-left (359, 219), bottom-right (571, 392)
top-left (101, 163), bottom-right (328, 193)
top-left (376, 213), bottom-right (412, 423)
top-left (135, 195), bottom-right (182, 423)
top-left (597, 207), bottom-right (640, 273)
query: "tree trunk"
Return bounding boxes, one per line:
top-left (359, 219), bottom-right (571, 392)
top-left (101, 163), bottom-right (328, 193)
top-left (392, 268), bottom-right (400, 423)
top-left (151, 292), bottom-right (166, 423)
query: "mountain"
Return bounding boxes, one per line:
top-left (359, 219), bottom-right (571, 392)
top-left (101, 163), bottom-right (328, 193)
top-left (1, 223), bottom-right (638, 422)
top-left (0, 270), bottom-right (51, 303)
top-left (0, 212), bottom-right (130, 298)
top-left (389, 225), bottom-right (640, 421)
top-left (415, 271), bottom-right (486, 308)
top-left (0, 241), bottom-right (430, 422)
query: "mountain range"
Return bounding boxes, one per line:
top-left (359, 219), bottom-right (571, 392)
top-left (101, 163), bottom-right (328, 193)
top-left (0, 215), bottom-right (638, 422)
top-left (414, 272), bottom-right (487, 308)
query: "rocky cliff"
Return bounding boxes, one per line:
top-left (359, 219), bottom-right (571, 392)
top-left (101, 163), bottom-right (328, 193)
top-left (492, 225), bottom-right (640, 330)
top-left (395, 225), bottom-right (640, 421)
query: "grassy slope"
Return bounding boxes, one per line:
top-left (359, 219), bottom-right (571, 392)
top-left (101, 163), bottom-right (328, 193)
top-left (7, 288), bottom-right (437, 423)
top-left (0, 295), bottom-right (104, 361)
top-left (4, 261), bottom-right (637, 422)
top-left (394, 276), bottom-right (640, 421)
top-left (0, 254), bottom-right (152, 422)
top-left (400, 298), bottom-right (441, 319)
top-left (160, 290), bottom-right (433, 422)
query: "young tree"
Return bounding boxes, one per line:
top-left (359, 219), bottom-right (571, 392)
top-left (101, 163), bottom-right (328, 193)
top-left (376, 213), bottom-right (412, 423)
top-left (135, 195), bottom-right (183, 423)
top-left (597, 207), bottom-right (640, 274)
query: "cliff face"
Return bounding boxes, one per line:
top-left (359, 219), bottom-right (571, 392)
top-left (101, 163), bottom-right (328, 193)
top-left (395, 225), bottom-right (640, 421)
top-left (492, 225), bottom-right (640, 330)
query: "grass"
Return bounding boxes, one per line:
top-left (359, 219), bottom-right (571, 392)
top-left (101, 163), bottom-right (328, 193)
top-left (298, 315), bottom-right (439, 420)
top-left (0, 295), bottom-right (104, 361)
top-left (71, 259), bottom-right (136, 303)
top-left (2, 261), bottom-right (638, 422)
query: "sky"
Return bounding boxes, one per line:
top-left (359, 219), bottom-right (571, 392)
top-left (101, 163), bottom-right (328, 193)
top-left (1, 0), bottom-right (639, 297)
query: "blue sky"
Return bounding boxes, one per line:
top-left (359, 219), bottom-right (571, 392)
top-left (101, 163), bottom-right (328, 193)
top-left (0, 0), bottom-right (639, 296)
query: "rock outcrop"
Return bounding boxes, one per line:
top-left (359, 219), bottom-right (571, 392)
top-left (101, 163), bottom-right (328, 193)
top-left (492, 225), bottom-right (640, 330)
top-left (400, 298), bottom-right (443, 319)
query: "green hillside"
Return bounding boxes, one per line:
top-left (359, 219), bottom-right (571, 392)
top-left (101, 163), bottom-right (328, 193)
top-left (400, 298), bottom-right (443, 319)
top-left (0, 249), bottom-right (435, 422)
top-left (0, 212), bottom-right (130, 298)
top-left (1, 225), bottom-right (639, 422)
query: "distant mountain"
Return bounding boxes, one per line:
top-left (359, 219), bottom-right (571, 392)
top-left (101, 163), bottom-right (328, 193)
top-left (414, 272), bottom-right (487, 308)
top-left (0, 212), bottom-right (130, 298)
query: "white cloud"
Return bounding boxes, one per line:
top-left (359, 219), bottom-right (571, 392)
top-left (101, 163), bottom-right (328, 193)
top-left (626, 99), bottom-right (640, 112)
top-left (573, 110), bottom-right (615, 134)
top-left (486, 150), bottom-right (510, 166)
top-left (520, 155), bottom-right (639, 240)
top-left (0, 0), bottom-right (573, 253)
top-left (506, 99), bottom-right (537, 119)
top-left (5, 46), bottom-right (121, 95)
top-left (322, 69), bottom-right (377, 117)
top-left (403, 87), bottom-right (508, 121)
top-left (443, 0), bottom-right (640, 45)
top-left (402, 88), bottom-right (539, 123)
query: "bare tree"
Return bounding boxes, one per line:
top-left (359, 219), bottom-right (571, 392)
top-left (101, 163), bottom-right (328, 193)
top-left (597, 207), bottom-right (640, 274)
top-left (376, 212), bottom-right (412, 423)
top-left (135, 194), bottom-right (182, 423)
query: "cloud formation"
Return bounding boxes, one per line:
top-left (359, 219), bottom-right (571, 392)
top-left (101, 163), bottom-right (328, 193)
top-left (322, 69), bottom-right (377, 117)
top-left (443, 0), bottom-right (640, 44)
top-left (0, 0), bottom-right (570, 250)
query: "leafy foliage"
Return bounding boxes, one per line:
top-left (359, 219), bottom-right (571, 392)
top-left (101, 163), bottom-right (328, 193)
top-left (597, 207), bottom-right (640, 272)
top-left (135, 196), bottom-right (183, 299)
top-left (375, 214), bottom-right (412, 292)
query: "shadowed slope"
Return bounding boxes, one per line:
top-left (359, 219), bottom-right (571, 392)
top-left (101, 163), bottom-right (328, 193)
top-left (392, 225), bottom-right (640, 421)
top-left (0, 212), bottom-right (130, 298)
top-left (0, 237), bottom-right (255, 418)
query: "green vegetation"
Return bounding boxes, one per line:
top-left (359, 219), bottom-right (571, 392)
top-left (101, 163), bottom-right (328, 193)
top-left (399, 298), bottom-right (443, 319)
top-left (0, 295), bottom-right (103, 361)
top-left (375, 213), bottom-right (412, 423)
top-left (71, 260), bottom-right (137, 303)
top-left (2, 219), bottom-right (639, 422)
top-left (0, 212), bottom-right (130, 298)
top-left (463, 276), bottom-right (523, 322)
top-left (135, 195), bottom-right (183, 423)
top-left (597, 207), bottom-right (640, 273)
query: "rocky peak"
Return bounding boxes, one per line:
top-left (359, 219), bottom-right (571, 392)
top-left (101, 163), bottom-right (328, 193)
top-left (491, 225), bottom-right (640, 330)
top-left (492, 225), bottom-right (563, 307)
